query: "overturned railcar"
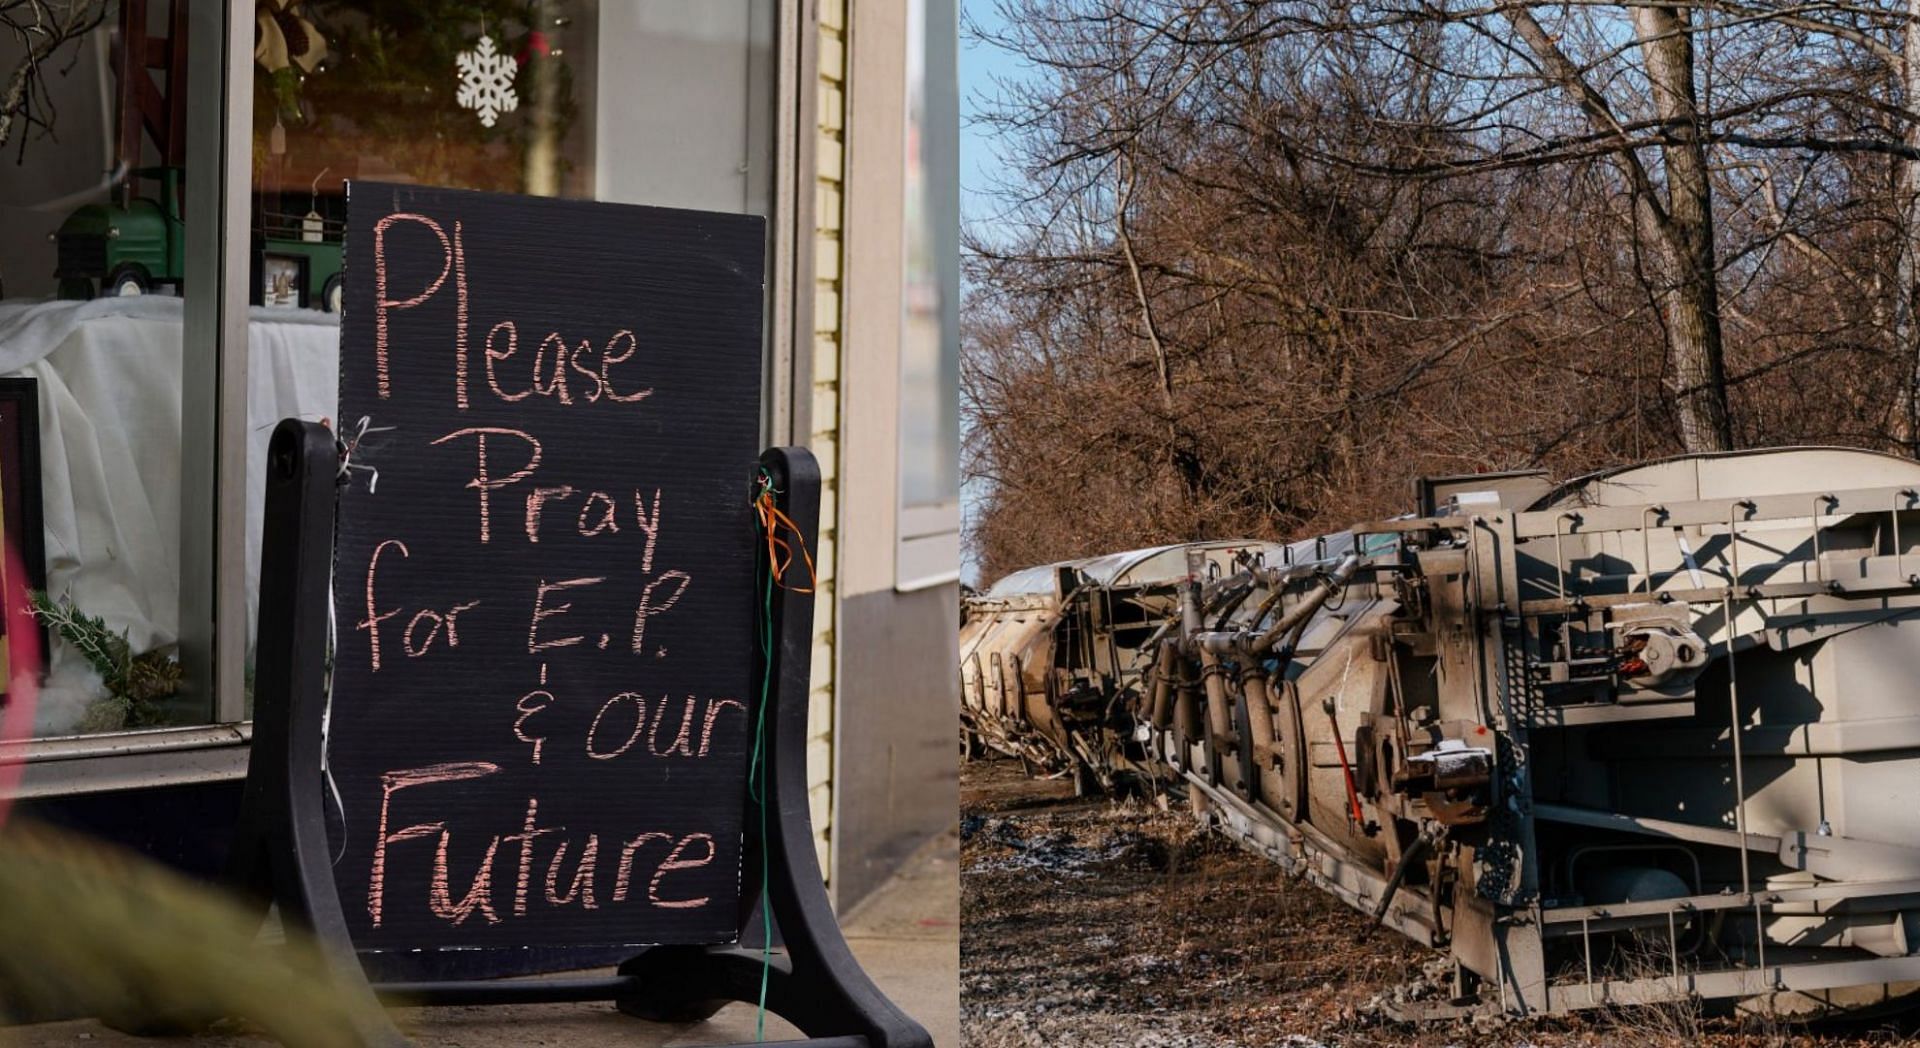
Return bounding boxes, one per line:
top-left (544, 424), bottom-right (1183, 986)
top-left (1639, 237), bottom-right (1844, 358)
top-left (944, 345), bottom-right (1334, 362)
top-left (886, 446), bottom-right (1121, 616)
top-left (961, 448), bottom-right (1920, 1019)
top-left (960, 540), bottom-right (1286, 791)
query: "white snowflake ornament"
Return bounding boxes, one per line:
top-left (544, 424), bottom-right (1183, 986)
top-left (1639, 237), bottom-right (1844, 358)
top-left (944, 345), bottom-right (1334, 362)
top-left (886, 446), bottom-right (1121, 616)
top-left (455, 34), bottom-right (518, 128)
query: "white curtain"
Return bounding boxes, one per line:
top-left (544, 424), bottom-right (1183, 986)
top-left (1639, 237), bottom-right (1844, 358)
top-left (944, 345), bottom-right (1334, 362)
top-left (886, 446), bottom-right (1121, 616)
top-left (0, 297), bottom-right (338, 732)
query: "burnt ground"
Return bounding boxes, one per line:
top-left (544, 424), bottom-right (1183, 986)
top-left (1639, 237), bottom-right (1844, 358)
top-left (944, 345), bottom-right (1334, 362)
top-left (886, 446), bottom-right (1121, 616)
top-left (958, 756), bottom-right (1920, 1048)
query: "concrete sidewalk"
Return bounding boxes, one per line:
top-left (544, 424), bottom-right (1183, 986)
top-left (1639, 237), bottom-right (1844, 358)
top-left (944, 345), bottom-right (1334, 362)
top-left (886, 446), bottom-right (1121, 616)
top-left (3, 829), bottom-right (959, 1047)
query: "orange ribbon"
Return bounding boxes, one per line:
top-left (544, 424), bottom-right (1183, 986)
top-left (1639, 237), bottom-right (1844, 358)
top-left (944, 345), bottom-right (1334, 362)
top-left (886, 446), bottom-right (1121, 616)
top-left (755, 483), bottom-right (817, 594)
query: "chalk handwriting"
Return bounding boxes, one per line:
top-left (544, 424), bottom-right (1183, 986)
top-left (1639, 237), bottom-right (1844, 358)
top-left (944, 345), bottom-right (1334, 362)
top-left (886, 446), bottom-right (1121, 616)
top-left (584, 694), bottom-right (745, 762)
top-left (371, 765), bottom-right (722, 926)
top-left (514, 688), bottom-right (554, 763)
top-left (370, 761), bottom-right (500, 927)
top-left (529, 576), bottom-right (608, 652)
top-left (632, 570), bottom-right (691, 655)
top-left (431, 426), bottom-right (543, 543)
top-left (372, 212), bottom-right (452, 400)
top-left (339, 194), bottom-right (759, 947)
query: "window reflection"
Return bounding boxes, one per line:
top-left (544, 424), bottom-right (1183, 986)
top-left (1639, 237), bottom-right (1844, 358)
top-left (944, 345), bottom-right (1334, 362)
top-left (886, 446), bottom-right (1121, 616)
top-left (250, 2), bottom-right (773, 209)
top-left (0, 0), bottom-right (199, 736)
top-left (0, 1), bottom-right (782, 739)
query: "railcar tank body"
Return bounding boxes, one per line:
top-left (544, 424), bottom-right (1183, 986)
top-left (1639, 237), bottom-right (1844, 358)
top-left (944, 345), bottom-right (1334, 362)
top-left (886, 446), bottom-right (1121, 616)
top-left (961, 448), bottom-right (1920, 1019)
top-left (960, 540), bottom-right (1285, 792)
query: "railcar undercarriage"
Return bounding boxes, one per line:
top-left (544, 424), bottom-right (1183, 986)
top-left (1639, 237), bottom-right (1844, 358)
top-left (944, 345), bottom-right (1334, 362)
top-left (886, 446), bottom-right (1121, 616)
top-left (960, 448), bottom-right (1920, 1019)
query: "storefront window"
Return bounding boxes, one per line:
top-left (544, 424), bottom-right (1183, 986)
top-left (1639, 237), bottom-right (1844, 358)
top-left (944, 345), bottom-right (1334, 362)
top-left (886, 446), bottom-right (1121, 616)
top-left (0, 0), bottom-right (214, 738)
top-left (241, 2), bottom-right (778, 694)
top-left (0, 1), bottom-right (783, 744)
top-left (898, 0), bottom-right (960, 589)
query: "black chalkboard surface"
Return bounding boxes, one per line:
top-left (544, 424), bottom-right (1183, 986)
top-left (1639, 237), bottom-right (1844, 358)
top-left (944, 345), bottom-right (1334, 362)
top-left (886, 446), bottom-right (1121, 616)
top-left (328, 183), bottom-right (764, 951)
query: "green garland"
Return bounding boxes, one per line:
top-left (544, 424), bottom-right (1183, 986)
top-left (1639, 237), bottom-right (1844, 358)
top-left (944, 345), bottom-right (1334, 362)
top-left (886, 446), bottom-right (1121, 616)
top-left (28, 591), bottom-right (183, 731)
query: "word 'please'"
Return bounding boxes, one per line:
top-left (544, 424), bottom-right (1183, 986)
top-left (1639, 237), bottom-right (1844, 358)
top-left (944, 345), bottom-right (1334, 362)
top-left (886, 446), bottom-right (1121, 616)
top-left (372, 212), bottom-right (650, 408)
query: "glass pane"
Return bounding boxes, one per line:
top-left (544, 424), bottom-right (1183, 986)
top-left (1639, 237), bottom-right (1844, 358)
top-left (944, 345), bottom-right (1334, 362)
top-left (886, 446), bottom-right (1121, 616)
top-left (901, 0), bottom-right (959, 510)
top-left (241, 1), bottom-right (776, 694)
top-left (0, 1), bottom-right (210, 737)
top-left (249, 2), bottom-right (773, 205)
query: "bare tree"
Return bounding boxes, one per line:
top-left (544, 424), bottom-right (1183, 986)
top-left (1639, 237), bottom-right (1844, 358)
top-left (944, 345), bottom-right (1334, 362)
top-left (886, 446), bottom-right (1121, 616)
top-left (964, 0), bottom-right (1920, 581)
top-left (0, 0), bottom-right (110, 155)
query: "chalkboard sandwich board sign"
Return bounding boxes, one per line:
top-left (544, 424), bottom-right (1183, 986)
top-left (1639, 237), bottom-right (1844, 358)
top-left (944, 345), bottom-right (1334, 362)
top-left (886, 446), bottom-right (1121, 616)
top-left (329, 182), bottom-right (761, 951)
top-left (223, 184), bottom-right (932, 1047)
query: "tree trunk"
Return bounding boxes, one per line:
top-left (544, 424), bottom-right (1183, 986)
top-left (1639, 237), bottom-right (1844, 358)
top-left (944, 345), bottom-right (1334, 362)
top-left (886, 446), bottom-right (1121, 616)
top-left (1633, 4), bottom-right (1734, 452)
top-left (1505, 4), bottom-right (1733, 452)
top-left (1894, 0), bottom-right (1920, 452)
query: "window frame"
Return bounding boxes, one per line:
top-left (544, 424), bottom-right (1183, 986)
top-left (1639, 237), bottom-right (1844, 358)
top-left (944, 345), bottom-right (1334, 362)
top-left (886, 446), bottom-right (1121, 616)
top-left (0, 0), bottom-right (242, 784)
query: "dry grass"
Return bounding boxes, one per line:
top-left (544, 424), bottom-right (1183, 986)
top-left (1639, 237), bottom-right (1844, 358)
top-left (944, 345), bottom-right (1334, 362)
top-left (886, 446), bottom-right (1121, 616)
top-left (960, 757), bottom-right (1920, 1047)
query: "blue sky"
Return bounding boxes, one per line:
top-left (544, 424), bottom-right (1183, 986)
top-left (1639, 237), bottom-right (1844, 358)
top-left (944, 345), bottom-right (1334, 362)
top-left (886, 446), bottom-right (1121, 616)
top-left (958, 0), bottom-right (1024, 585)
top-left (960, 1), bottom-right (1023, 234)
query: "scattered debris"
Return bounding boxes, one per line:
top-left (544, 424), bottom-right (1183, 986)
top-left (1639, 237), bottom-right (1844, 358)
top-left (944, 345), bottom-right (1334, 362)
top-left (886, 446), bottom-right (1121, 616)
top-left (959, 757), bottom-right (1920, 1047)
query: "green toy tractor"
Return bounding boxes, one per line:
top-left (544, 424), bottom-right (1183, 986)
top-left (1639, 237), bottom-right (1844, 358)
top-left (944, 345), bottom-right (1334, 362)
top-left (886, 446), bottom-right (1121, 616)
top-left (52, 167), bottom-right (185, 300)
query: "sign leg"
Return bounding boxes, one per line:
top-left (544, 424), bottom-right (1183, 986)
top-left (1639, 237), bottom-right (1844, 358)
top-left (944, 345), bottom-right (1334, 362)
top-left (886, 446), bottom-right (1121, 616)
top-left (616, 448), bottom-right (932, 1047)
top-left (231, 419), bottom-right (409, 1048)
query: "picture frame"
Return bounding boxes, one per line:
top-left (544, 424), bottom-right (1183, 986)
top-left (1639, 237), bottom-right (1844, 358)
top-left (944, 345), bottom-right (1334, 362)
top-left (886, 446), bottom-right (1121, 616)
top-left (254, 249), bottom-right (311, 310)
top-left (0, 377), bottom-right (47, 698)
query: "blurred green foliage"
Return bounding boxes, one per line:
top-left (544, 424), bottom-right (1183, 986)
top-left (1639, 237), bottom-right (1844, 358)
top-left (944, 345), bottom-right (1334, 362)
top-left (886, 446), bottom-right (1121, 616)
top-left (0, 819), bottom-right (391, 1046)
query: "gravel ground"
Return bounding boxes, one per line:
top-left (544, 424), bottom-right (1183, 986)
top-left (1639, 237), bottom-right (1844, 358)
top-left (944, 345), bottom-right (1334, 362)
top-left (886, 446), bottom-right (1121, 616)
top-left (958, 756), bottom-right (1920, 1048)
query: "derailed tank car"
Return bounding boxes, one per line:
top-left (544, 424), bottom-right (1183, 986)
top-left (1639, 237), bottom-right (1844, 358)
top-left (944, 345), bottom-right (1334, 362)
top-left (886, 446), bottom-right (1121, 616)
top-left (960, 540), bottom-right (1284, 792)
top-left (962, 448), bottom-right (1920, 1019)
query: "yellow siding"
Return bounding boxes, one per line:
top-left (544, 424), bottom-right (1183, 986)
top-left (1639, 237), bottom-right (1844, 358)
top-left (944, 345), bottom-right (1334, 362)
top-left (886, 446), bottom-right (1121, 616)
top-left (814, 236), bottom-right (843, 281)
top-left (819, 83), bottom-right (845, 132)
top-left (818, 36), bottom-right (847, 92)
top-left (816, 136), bottom-right (845, 180)
top-left (814, 534), bottom-right (837, 591)
top-left (812, 387), bottom-right (840, 438)
top-left (813, 290), bottom-right (843, 352)
top-left (808, 1), bottom-right (850, 879)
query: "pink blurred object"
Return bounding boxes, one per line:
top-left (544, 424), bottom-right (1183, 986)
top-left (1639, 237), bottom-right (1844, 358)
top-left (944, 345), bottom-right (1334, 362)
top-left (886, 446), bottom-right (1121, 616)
top-left (0, 539), bottom-right (44, 827)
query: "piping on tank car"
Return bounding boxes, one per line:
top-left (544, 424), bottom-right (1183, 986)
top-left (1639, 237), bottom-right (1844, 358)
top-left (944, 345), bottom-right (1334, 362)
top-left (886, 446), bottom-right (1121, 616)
top-left (960, 447), bottom-right (1920, 1020)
